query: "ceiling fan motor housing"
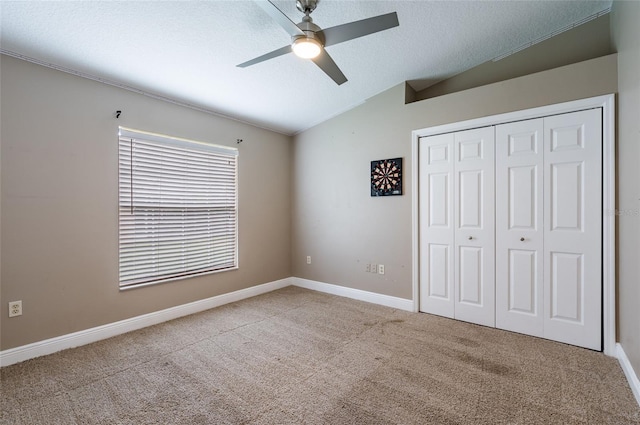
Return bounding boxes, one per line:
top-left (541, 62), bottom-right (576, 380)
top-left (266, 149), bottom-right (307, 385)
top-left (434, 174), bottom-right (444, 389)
top-left (294, 16), bottom-right (324, 46)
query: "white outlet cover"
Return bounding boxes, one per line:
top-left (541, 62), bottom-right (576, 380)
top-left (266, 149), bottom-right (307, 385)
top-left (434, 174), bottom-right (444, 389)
top-left (9, 300), bottom-right (22, 317)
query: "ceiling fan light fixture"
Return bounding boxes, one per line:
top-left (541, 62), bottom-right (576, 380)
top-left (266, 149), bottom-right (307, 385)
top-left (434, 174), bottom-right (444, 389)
top-left (292, 36), bottom-right (322, 59)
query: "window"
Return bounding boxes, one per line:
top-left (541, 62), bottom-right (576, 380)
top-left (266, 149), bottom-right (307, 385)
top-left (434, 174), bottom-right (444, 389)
top-left (118, 128), bottom-right (238, 289)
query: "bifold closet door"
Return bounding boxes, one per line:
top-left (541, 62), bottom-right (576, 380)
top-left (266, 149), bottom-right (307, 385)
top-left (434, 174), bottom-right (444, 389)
top-left (419, 127), bottom-right (495, 327)
top-left (495, 109), bottom-right (602, 350)
top-left (419, 133), bottom-right (455, 318)
top-left (421, 108), bottom-right (602, 349)
top-left (453, 127), bottom-right (495, 327)
top-left (496, 119), bottom-right (544, 337)
top-left (543, 109), bottom-right (602, 351)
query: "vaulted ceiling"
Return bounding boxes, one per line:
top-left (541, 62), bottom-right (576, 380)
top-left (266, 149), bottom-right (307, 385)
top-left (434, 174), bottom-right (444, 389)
top-left (1, 1), bottom-right (612, 135)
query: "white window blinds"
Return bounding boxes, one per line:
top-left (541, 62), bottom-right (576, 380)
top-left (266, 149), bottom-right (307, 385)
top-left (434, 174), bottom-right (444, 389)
top-left (118, 128), bottom-right (238, 289)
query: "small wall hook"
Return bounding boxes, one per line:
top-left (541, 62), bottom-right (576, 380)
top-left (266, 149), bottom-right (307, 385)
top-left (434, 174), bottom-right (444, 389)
top-left (115, 110), bottom-right (122, 119)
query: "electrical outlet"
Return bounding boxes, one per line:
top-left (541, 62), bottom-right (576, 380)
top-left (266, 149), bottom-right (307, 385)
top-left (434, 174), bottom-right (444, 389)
top-left (378, 264), bottom-right (385, 275)
top-left (371, 264), bottom-right (377, 274)
top-left (9, 300), bottom-right (22, 318)
top-left (365, 263), bottom-right (370, 272)
top-left (306, 256), bottom-right (311, 265)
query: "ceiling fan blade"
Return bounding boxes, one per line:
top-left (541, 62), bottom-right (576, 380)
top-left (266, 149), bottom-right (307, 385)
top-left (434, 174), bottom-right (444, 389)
top-left (237, 45), bottom-right (292, 68)
top-left (311, 50), bottom-right (347, 85)
top-left (254, 0), bottom-right (304, 37)
top-left (319, 12), bottom-right (399, 47)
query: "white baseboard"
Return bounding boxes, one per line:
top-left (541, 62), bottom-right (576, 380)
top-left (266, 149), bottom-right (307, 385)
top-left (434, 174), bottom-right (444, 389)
top-left (617, 343), bottom-right (640, 407)
top-left (292, 277), bottom-right (413, 312)
top-left (0, 277), bottom-right (293, 367)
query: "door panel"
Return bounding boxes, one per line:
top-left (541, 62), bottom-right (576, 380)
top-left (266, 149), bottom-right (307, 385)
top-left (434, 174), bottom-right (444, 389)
top-left (496, 119), bottom-right (544, 337)
top-left (550, 162), bottom-right (583, 231)
top-left (543, 108), bottom-right (601, 350)
top-left (509, 131), bottom-right (538, 156)
top-left (453, 127), bottom-right (495, 327)
top-left (509, 166), bottom-right (537, 230)
top-left (550, 251), bottom-right (583, 323)
top-left (459, 170), bottom-right (482, 228)
top-left (429, 173), bottom-right (449, 227)
top-left (508, 249), bottom-right (537, 314)
top-left (419, 133), bottom-right (455, 318)
top-left (550, 125), bottom-right (585, 152)
top-left (459, 139), bottom-right (483, 161)
top-left (427, 244), bottom-right (450, 299)
top-left (428, 143), bottom-right (449, 164)
top-left (459, 246), bottom-right (482, 305)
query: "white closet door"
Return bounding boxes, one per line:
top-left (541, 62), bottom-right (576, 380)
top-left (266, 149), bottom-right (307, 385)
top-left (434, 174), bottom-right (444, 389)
top-left (496, 119), bottom-right (544, 337)
top-left (543, 109), bottom-right (602, 350)
top-left (453, 127), bottom-right (495, 327)
top-left (419, 133), bottom-right (455, 318)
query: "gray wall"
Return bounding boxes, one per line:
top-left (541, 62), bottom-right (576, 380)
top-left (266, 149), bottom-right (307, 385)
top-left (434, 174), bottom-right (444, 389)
top-left (0, 55), bottom-right (292, 350)
top-left (414, 13), bottom-right (613, 101)
top-left (292, 54), bottom-right (617, 301)
top-left (611, 1), bottom-right (640, 376)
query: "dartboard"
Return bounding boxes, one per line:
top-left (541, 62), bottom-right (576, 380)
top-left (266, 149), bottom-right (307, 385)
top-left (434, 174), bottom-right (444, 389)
top-left (371, 158), bottom-right (402, 196)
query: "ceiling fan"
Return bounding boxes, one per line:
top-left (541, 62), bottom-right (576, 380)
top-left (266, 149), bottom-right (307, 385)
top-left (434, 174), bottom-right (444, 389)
top-left (237, 0), bottom-right (399, 85)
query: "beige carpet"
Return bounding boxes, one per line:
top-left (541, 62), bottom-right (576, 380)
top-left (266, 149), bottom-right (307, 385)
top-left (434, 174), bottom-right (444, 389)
top-left (2, 286), bottom-right (639, 424)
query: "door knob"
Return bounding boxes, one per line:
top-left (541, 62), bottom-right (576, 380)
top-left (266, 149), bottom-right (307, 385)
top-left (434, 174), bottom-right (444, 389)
top-left (520, 237), bottom-right (525, 241)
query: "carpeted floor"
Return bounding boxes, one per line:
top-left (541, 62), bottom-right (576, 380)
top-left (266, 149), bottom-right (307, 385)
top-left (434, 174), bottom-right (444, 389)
top-left (1, 286), bottom-right (639, 424)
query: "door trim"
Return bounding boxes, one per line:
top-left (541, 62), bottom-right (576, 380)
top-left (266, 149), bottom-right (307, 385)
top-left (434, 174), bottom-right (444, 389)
top-left (411, 94), bottom-right (616, 356)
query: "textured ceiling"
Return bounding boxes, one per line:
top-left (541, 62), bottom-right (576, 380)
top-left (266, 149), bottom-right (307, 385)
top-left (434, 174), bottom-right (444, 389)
top-left (0, 1), bottom-right (612, 135)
